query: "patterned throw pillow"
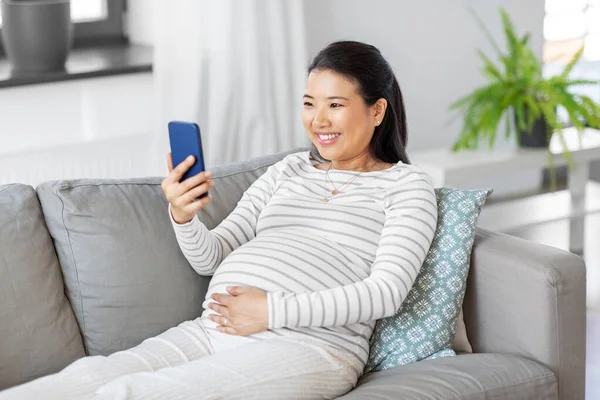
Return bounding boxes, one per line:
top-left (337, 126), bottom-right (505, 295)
top-left (364, 187), bottom-right (492, 373)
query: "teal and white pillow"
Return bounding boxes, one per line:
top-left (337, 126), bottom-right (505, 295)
top-left (364, 187), bottom-right (492, 372)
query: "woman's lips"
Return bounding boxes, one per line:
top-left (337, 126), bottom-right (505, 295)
top-left (316, 132), bottom-right (340, 145)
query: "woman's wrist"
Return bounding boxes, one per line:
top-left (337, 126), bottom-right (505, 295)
top-left (169, 204), bottom-right (194, 225)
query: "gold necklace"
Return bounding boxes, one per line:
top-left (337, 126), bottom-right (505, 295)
top-left (320, 161), bottom-right (376, 203)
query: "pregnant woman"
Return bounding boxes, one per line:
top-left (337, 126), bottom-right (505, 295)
top-left (0, 41), bottom-right (437, 399)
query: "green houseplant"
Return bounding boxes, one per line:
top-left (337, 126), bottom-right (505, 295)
top-left (449, 7), bottom-right (600, 188)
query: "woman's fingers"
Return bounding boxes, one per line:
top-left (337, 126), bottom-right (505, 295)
top-left (170, 170), bottom-right (212, 200)
top-left (181, 193), bottom-right (212, 214)
top-left (217, 325), bottom-right (237, 335)
top-left (211, 304), bottom-right (230, 319)
top-left (166, 152), bottom-right (174, 172)
top-left (161, 156), bottom-right (194, 199)
top-left (163, 168), bottom-right (212, 203)
top-left (166, 155), bottom-right (196, 185)
top-left (180, 170), bottom-right (212, 193)
top-left (180, 180), bottom-right (214, 204)
top-left (216, 316), bottom-right (239, 335)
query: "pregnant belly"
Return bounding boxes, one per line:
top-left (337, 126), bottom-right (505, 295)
top-left (201, 234), bottom-right (368, 321)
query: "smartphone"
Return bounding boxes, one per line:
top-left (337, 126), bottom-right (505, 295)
top-left (168, 121), bottom-right (208, 198)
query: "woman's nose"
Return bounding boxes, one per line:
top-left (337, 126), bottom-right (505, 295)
top-left (312, 110), bottom-right (328, 127)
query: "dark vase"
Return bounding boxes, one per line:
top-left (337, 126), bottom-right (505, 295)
top-left (1, 0), bottom-right (73, 76)
top-left (514, 106), bottom-right (550, 148)
top-left (518, 117), bottom-right (550, 148)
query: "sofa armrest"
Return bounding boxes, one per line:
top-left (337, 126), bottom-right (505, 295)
top-left (463, 228), bottom-right (586, 400)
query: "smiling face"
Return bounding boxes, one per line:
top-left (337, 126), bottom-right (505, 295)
top-left (302, 69), bottom-right (386, 167)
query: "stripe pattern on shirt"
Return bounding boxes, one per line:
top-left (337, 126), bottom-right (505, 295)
top-left (171, 151), bottom-right (437, 365)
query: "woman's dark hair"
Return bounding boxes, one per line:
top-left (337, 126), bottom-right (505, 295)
top-left (308, 41), bottom-right (410, 165)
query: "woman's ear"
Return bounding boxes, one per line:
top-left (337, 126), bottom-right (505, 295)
top-left (373, 98), bottom-right (388, 126)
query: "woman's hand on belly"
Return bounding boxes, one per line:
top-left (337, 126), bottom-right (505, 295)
top-left (208, 286), bottom-right (269, 336)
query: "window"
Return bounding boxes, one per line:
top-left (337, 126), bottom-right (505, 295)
top-left (0, 0), bottom-right (126, 53)
top-left (543, 0), bottom-right (600, 62)
top-left (71, 0), bottom-right (109, 22)
top-left (543, 0), bottom-right (600, 123)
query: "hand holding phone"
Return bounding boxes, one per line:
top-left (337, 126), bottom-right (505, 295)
top-left (168, 121), bottom-right (207, 183)
top-left (161, 121), bottom-right (214, 224)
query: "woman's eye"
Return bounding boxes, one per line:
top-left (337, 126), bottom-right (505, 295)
top-left (303, 102), bottom-right (313, 107)
top-left (330, 103), bottom-right (342, 108)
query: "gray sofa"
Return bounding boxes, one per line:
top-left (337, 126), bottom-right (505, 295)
top-left (0, 148), bottom-right (587, 399)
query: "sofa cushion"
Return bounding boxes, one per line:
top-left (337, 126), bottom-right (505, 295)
top-left (340, 353), bottom-right (557, 399)
top-left (36, 148), bottom-right (300, 356)
top-left (366, 188), bottom-right (491, 372)
top-left (0, 184), bottom-right (85, 390)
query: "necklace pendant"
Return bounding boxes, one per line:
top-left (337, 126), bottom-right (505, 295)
top-left (331, 189), bottom-right (340, 195)
top-left (320, 197), bottom-right (329, 203)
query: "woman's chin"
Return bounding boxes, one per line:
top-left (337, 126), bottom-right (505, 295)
top-left (316, 149), bottom-right (335, 160)
top-left (314, 144), bottom-right (339, 160)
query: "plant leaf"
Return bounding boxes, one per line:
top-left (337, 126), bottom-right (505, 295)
top-left (505, 107), bottom-right (512, 139)
top-left (500, 7), bottom-right (523, 80)
top-left (560, 46), bottom-right (585, 80)
top-left (468, 6), bottom-right (503, 58)
top-left (477, 50), bottom-right (505, 82)
top-left (579, 95), bottom-right (600, 128)
top-left (514, 98), bottom-right (526, 131)
top-left (564, 79), bottom-right (599, 87)
top-left (539, 101), bottom-right (573, 168)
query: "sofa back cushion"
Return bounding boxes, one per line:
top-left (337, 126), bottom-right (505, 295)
top-left (0, 184), bottom-right (85, 390)
top-left (36, 149), bottom-right (299, 356)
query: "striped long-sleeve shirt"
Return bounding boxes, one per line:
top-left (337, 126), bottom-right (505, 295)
top-left (170, 151), bottom-right (438, 365)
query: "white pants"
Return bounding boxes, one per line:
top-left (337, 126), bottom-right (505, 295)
top-left (0, 318), bottom-right (362, 399)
